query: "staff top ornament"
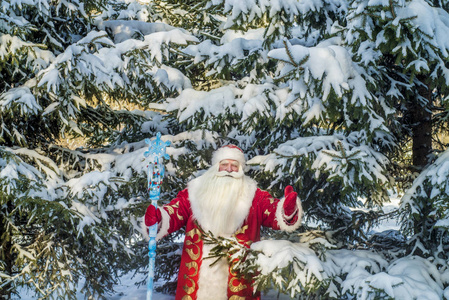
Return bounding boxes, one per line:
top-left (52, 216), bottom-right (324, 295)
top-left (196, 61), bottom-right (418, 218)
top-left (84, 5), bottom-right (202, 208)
top-left (144, 132), bottom-right (171, 161)
top-left (144, 132), bottom-right (171, 199)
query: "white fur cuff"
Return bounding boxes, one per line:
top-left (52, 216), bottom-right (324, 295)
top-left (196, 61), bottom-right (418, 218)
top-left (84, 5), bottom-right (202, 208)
top-left (275, 196), bottom-right (303, 232)
top-left (156, 208), bottom-right (171, 241)
top-left (140, 208), bottom-right (171, 241)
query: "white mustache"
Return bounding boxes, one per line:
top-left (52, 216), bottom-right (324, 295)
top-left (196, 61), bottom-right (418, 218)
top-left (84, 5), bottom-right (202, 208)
top-left (216, 170), bottom-right (244, 179)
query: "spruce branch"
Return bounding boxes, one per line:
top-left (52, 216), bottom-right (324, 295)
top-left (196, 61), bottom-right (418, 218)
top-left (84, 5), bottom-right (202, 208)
top-left (321, 140), bottom-right (361, 164)
top-left (389, 0), bottom-right (396, 19)
top-left (282, 39), bottom-right (298, 68)
top-left (198, 225), bottom-right (259, 279)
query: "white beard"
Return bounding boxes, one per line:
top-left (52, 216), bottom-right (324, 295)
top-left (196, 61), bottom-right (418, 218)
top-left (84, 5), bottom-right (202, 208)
top-left (188, 165), bottom-right (257, 236)
top-left (188, 165), bottom-right (257, 299)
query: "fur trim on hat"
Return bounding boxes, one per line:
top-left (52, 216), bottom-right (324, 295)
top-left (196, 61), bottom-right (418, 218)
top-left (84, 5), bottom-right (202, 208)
top-left (211, 145), bottom-right (246, 166)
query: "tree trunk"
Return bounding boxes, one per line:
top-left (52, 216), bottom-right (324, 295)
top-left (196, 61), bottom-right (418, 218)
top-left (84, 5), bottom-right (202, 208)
top-left (409, 79), bottom-right (433, 168)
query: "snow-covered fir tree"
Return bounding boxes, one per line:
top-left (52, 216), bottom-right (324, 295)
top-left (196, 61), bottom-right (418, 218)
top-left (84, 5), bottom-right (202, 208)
top-left (0, 0), bottom-right (195, 298)
top-left (2, 0), bottom-right (449, 299)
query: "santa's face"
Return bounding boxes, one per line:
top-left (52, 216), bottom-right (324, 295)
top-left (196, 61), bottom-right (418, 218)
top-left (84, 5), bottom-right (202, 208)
top-left (218, 159), bottom-right (239, 173)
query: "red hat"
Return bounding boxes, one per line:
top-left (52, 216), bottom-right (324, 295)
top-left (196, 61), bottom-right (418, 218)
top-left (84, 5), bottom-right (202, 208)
top-left (211, 145), bottom-right (245, 166)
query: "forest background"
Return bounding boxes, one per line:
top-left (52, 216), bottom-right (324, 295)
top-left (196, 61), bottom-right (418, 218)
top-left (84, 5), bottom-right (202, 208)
top-left (2, 0), bottom-right (449, 299)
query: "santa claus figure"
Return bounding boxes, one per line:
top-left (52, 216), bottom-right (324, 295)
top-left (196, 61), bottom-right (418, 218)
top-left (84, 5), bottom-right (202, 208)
top-left (144, 145), bottom-right (303, 300)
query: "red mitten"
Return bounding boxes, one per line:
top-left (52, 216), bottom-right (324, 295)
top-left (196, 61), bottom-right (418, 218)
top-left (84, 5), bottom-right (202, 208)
top-left (145, 204), bottom-right (162, 226)
top-left (283, 185), bottom-right (298, 217)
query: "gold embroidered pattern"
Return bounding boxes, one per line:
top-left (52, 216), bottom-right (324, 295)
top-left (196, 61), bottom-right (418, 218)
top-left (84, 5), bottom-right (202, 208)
top-left (183, 277), bottom-right (196, 294)
top-left (234, 225), bottom-right (249, 244)
top-left (183, 227), bottom-right (202, 297)
top-left (229, 296), bottom-right (246, 300)
top-left (166, 205), bottom-right (175, 215)
top-left (185, 244), bottom-right (200, 260)
top-left (229, 277), bottom-right (247, 293)
top-left (177, 211), bottom-right (184, 221)
top-left (185, 261), bottom-right (198, 277)
top-left (186, 228), bottom-right (201, 239)
top-left (264, 209), bottom-right (271, 216)
top-left (172, 202), bottom-right (184, 220)
top-left (234, 225), bottom-right (248, 236)
top-left (166, 202), bottom-right (184, 220)
top-left (185, 228), bottom-right (202, 260)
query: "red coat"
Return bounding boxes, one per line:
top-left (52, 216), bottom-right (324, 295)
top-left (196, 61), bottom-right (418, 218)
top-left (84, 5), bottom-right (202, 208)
top-left (156, 188), bottom-right (301, 300)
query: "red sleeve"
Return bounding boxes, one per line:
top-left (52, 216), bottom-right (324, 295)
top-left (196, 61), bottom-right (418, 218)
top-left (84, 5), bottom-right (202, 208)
top-left (256, 189), bottom-right (302, 232)
top-left (255, 189), bottom-right (282, 229)
top-left (158, 189), bottom-right (192, 237)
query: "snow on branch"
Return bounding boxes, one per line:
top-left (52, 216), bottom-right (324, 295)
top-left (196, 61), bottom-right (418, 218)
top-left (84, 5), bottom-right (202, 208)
top-left (11, 147), bottom-right (61, 180)
top-left (207, 0), bottom-right (345, 27)
top-left (0, 86), bottom-right (42, 116)
top-left (268, 40), bottom-right (372, 108)
top-left (249, 133), bottom-right (389, 198)
top-left (0, 147), bottom-right (61, 203)
top-left (398, 0), bottom-right (449, 57)
top-left (334, 253), bottom-right (445, 299)
top-left (36, 28), bottom-right (197, 98)
top-left (96, 20), bottom-right (177, 43)
top-left (183, 37), bottom-right (263, 75)
top-left (0, 34), bottom-right (54, 70)
top-left (200, 233), bottom-right (444, 299)
top-left (164, 81), bottom-right (293, 131)
top-left (401, 148), bottom-right (449, 230)
top-left (251, 240), bottom-right (328, 297)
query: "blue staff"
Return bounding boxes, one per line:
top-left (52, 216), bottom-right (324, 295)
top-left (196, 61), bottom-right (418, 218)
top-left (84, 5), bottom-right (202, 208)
top-left (144, 132), bottom-right (170, 300)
